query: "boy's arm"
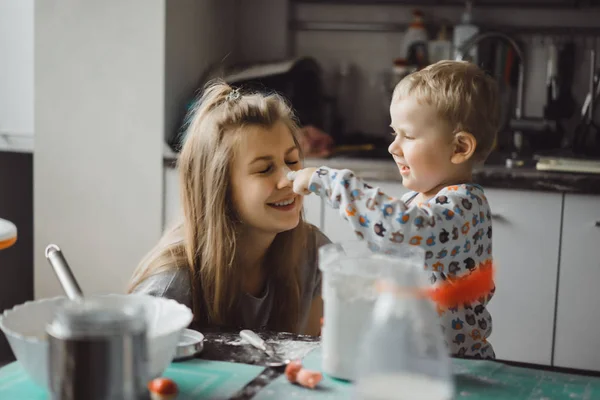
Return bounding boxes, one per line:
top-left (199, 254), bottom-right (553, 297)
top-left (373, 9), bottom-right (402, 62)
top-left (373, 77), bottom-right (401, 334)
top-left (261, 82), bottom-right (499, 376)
top-left (302, 167), bottom-right (487, 259)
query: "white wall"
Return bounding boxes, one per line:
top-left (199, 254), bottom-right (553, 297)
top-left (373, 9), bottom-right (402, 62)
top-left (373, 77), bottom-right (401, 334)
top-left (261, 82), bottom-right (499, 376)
top-left (34, 0), bottom-right (165, 298)
top-left (236, 0), bottom-right (290, 63)
top-left (293, 3), bottom-right (600, 136)
top-left (0, 0), bottom-right (34, 152)
top-left (164, 0), bottom-right (236, 143)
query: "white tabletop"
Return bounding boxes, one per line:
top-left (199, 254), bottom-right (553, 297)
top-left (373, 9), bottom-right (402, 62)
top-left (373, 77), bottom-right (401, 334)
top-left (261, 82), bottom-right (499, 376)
top-left (0, 218), bottom-right (17, 243)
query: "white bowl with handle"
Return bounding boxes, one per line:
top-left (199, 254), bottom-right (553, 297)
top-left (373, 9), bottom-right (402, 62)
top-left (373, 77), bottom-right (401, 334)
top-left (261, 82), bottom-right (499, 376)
top-left (0, 293), bottom-right (193, 389)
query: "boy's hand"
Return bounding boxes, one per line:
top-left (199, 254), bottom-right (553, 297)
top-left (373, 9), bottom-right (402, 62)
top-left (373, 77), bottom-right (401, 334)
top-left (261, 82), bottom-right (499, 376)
top-left (287, 167), bottom-right (317, 195)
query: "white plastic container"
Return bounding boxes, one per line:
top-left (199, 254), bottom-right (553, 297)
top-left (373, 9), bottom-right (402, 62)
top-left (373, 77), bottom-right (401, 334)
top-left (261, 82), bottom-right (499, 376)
top-left (453, 0), bottom-right (479, 63)
top-left (429, 24), bottom-right (453, 64)
top-left (402, 10), bottom-right (429, 68)
top-left (318, 241), bottom-right (425, 381)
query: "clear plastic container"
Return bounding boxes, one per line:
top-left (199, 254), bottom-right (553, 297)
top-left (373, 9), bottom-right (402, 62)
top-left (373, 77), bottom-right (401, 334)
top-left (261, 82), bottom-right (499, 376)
top-left (318, 241), bottom-right (425, 381)
top-left (352, 260), bottom-right (454, 400)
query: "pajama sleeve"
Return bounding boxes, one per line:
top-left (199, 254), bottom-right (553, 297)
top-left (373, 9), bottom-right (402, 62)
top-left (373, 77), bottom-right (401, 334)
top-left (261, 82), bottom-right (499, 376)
top-left (308, 166), bottom-right (493, 277)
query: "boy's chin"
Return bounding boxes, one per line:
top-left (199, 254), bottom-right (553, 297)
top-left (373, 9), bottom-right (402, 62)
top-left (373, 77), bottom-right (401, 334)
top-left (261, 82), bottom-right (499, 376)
top-left (400, 177), bottom-right (419, 192)
top-left (401, 179), bottom-right (432, 195)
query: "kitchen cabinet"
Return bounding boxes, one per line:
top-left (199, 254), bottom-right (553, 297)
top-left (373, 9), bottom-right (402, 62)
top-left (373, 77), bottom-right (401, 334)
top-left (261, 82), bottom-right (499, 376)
top-left (484, 189), bottom-right (562, 365)
top-left (322, 179), bottom-right (408, 242)
top-left (554, 194), bottom-right (600, 372)
top-left (0, 152), bottom-right (33, 364)
top-left (303, 195), bottom-right (323, 230)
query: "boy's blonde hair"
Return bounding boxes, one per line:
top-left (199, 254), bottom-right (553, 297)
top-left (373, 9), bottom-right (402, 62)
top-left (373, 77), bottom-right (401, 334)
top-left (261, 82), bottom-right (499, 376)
top-left (393, 60), bottom-right (500, 161)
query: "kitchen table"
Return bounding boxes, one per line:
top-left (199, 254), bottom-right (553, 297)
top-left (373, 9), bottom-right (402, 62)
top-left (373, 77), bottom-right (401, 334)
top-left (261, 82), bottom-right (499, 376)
top-left (1, 330), bottom-right (600, 399)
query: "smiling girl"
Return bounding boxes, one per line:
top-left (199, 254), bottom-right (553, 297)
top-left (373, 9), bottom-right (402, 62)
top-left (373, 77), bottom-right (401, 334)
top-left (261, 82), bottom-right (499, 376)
top-left (127, 81), bottom-right (329, 335)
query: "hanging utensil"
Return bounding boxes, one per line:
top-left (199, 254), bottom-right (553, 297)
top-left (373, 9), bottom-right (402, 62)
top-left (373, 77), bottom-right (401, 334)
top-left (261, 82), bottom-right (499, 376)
top-left (543, 41), bottom-right (559, 120)
top-left (579, 71), bottom-right (600, 121)
top-left (556, 41), bottom-right (577, 119)
top-left (573, 49), bottom-right (600, 156)
top-left (590, 52), bottom-right (596, 127)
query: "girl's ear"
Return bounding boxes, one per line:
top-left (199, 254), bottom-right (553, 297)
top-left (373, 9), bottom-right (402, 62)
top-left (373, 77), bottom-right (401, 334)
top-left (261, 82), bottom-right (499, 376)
top-left (451, 131), bottom-right (477, 164)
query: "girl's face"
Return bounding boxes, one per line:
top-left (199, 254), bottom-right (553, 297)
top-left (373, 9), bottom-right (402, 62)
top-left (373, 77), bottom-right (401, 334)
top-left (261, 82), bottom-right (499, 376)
top-left (230, 122), bottom-right (303, 236)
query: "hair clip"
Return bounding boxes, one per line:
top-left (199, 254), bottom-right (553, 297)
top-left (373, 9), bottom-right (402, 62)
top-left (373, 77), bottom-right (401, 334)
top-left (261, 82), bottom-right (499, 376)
top-left (226, 88), bottom-right (241, 102)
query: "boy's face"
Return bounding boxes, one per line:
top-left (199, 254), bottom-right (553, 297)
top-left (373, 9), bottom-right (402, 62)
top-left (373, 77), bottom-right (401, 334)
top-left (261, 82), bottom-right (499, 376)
top-left (388, 96), bottom-right (459, 196)
top-left (230, 122), bottom-right (304, 237)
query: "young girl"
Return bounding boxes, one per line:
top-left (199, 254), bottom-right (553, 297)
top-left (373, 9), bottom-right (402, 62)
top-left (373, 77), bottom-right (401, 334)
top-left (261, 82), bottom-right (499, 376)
top-left (128, 81), bottom-right (330, 336)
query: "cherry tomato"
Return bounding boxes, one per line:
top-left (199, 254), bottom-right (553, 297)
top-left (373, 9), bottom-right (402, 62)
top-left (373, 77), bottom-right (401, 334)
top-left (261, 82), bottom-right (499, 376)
top-left (148, 377), bottom-right (178, 395)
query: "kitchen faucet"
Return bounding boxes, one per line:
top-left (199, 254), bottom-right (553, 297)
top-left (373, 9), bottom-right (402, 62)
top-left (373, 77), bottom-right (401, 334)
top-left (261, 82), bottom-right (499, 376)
top-left (455, 31), bottom-right (525, 121)
top-left (455, 31), bottom-right (541, 166)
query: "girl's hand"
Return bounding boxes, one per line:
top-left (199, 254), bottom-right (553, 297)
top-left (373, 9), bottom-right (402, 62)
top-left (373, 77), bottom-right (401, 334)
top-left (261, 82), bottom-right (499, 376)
top-left (287, 167), bottom-right (317, 195)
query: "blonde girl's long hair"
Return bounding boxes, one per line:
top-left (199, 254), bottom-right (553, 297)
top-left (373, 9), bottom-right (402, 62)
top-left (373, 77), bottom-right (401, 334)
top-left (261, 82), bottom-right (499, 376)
top-left (127, 80), bottom-right (309, 332)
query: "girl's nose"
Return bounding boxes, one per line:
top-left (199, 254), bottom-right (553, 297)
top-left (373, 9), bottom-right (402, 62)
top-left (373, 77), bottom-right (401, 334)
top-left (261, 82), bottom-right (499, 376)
top-left (278, 165), bottom-right (293, 189)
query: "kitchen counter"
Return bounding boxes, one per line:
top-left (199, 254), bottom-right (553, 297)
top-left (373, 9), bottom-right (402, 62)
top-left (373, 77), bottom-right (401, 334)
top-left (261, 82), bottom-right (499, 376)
top-left (163, 150), bottom-right (600, 195)
top-left (302, 157), bottom-right (600, 195)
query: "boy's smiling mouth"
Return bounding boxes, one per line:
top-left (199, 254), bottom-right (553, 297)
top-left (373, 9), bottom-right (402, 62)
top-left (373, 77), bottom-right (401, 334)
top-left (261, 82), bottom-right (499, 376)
top-left (396, 162), bottom-right (410, 175)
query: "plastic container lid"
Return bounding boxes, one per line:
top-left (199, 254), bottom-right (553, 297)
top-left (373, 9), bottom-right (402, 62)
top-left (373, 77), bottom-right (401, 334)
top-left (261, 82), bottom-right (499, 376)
top-left (173, 329), bottom-right (204, 361)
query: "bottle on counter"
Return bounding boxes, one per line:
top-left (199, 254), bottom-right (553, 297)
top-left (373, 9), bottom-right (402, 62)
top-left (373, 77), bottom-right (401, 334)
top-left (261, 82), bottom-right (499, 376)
top-left (391, 58), bottom-right (414, 90)
top-left (334, 60), bottom-right (357, 137)
top-left (402, 9), bottom-right (429, 69)
top-left (453, 0), bottom-right (479, 62)
top-left (428, 23), bottom-right (453, 64)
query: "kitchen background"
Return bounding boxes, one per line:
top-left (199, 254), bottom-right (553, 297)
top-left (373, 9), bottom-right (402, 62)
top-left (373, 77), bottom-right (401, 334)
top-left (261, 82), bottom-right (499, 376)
top-left (1, 0), bottom-right (600, 374)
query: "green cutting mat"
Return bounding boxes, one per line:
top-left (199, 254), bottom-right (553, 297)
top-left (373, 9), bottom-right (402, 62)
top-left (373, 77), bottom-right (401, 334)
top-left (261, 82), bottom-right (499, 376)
top-left (3, 350), bottom-right (600, 400)
top-left (254, 347), bottom-right (600, 400)
top-left (253, 346), bottom-right (352, 400)
top-left (0, 359), bottom-right (264, 400)
top-left (452, 359), bottom-right (600, 399)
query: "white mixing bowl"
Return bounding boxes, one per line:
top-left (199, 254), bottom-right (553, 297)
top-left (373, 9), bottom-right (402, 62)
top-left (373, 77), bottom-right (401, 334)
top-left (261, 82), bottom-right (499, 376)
top-left (0, 294), bottom-right (193, 389)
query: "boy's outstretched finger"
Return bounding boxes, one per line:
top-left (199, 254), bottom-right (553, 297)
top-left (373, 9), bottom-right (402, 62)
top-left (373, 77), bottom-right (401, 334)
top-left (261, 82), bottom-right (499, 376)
top-left (286, 170), bottom-right (298, 181)
top-left (292, 179), bottom-right (312, 195)
top-left (292, 181), bottom-right (307, 195)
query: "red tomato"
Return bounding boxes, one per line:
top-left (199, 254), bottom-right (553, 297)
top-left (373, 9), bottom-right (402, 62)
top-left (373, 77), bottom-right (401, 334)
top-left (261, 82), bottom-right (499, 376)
top-left (148, 377), bottom-right (178, 395)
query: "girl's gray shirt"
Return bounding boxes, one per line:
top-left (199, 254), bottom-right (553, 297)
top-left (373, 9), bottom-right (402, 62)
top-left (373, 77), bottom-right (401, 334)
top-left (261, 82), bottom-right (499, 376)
top-left (131, 227), bottom-right (330, 332)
